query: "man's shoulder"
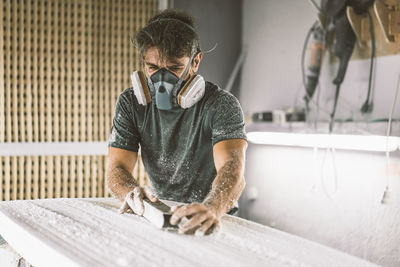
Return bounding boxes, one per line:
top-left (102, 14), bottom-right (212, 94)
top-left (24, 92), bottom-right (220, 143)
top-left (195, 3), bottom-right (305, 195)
top-left (203, 81), bottom-right (241, 108)
top-left (116, 87), bottom-right (144, 114)
top-left (204, 81), bottom-right (224, 98)
top-left (119, 87), bottom-right (136, 102)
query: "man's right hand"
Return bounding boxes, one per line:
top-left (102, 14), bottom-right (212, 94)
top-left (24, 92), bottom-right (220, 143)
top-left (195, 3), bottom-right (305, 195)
top-left (119, 186), bottom-right (159, 216)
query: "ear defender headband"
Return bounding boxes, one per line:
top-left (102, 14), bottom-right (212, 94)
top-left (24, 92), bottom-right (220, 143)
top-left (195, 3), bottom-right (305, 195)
top-left (130, 18), bottom-right (205, 109)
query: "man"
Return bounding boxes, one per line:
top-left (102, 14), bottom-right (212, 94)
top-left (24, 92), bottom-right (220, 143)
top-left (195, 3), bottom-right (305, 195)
top-left (107, 9), bottom-right (247, 236)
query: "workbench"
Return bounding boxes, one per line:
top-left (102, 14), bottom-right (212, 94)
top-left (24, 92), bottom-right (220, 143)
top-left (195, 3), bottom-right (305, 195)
top-left (0, 198), bottom-right (376, 267)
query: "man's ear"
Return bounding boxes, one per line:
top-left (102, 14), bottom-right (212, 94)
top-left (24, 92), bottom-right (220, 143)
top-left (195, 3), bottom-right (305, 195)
top-left (191, 52), bottom-right (202, 72)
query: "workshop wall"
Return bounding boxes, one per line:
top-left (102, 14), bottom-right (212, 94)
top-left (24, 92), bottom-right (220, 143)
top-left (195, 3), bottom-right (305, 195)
top-left (240, 0), bottom-right (314, 118)
top-left (239, 0), bottom-right (400, 266)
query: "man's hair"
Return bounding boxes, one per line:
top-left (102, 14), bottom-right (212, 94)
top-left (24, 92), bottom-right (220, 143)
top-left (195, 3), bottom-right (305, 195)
top-left (135, 9), bottom-right (201, 62)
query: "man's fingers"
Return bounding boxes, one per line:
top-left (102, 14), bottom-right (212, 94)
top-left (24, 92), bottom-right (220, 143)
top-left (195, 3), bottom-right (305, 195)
top-left (143, 187), bottom-right (158, 202)
top-left (120, 191), bottom-right (135, 214)
top-left (195, 219), bottom-right (216, 236)
top-left (119, 199), bottom-right (130, 214)
top-left (170, 203), bottom-right (205, 225)
top-left (206, 221), bottom-right (221, 235)
top-left (120, 187), bottom-right (158, 216)
top-left (128, 187), bottom-right (144, 216)
top-left (178, 211), bottom-right (209, 234)
top-left (134, 188), bottom-right (144, 216)
top-left (170, 205), bottom-right (183, 213)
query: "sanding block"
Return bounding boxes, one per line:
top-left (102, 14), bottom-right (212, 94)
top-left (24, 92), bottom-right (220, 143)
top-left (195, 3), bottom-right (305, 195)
top-left (142, 199), bottom-right (178, 229)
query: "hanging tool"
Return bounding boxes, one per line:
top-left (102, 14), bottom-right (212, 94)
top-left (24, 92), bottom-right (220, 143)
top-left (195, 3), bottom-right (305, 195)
top-left (304, 0), bottom-right (376, 132)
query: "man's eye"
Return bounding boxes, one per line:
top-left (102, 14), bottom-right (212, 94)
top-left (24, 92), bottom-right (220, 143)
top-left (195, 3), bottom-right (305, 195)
top-left (149, 66), bottom-right (158, 70)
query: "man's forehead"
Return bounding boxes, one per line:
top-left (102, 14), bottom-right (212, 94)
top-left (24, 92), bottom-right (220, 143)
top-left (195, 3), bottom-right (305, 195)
top-left (144, 48), bottom-right (189, 66)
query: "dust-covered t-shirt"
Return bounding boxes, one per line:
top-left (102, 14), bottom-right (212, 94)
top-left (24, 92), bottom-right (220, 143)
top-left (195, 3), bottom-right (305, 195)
top-left (108, 81), bottom-right (246, 203)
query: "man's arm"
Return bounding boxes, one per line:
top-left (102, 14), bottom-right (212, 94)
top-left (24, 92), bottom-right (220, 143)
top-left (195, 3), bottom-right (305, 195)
top-left (107, 147), bottom-right (139, 200)
top-left (203, 138), bottom-right (247, 215)
top-left (170, 138), bottom-right (247, 235)
top-left (107, 147), bottom-right (158, 214)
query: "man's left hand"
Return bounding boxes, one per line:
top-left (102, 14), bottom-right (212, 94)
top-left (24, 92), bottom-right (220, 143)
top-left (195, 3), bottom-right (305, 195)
top-left (170, 203), bottom-right (221, 236)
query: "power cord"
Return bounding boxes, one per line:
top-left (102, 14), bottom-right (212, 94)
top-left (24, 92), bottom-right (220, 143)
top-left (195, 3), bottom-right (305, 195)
top-left (310, 146), bottom-right (339, 200)
top-left (329, 83), bottom-right (342, 132)
top-left (361, 11), bottom-right (375, 114)
top-left (381, 73), bottom-right (400, 204)
top-left (321, 147), bottom-right (339, 200)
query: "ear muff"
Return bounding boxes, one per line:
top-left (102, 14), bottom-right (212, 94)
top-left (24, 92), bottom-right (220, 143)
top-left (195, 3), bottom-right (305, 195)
top-left (131, 71), bottom-right (151, 105)
top-left (177, 75), bottom-right (205, 109)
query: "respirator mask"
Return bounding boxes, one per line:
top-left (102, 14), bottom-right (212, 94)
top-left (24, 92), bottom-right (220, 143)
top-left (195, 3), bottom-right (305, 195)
top-left (131, 56), bottom-right (205, 110)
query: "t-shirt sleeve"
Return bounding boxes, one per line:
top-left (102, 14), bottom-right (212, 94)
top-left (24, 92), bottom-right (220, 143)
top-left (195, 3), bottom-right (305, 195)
top-left (209, 92), bottom-right (247, 146)
top-left (108, 90), bottom-right (140, 152)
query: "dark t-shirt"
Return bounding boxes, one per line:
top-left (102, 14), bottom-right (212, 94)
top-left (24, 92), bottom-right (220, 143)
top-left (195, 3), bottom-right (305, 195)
top-left (108, 81), bottom-right (247, 203)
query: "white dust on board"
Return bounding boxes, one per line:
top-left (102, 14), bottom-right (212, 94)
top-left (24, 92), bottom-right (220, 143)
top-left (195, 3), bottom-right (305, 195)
top-left (0, 198), bottom-right (377, 267)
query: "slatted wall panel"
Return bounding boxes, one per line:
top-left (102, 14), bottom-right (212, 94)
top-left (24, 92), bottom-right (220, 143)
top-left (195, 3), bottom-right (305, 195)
top-left (0, 0), bottom-right (155, 201)
top-left (0, 155), bottom-right (149, 201)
